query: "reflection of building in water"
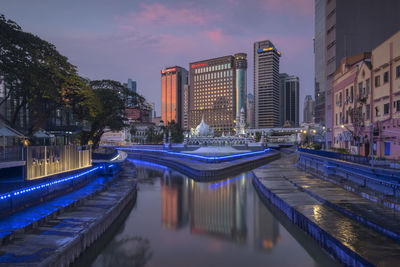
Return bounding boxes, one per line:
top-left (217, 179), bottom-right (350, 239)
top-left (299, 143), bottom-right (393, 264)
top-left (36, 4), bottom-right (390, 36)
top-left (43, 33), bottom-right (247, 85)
top-left (190, 175), bottom-right (247, 243)
top-left (161, 170), bottom-right (189, 229)
top-left (253, 192), bottom-right (280, 251)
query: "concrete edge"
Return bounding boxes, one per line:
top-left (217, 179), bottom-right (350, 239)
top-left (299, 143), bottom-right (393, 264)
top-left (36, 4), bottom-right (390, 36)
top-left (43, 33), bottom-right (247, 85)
top-left (251, 173), bottom-right (374, 267)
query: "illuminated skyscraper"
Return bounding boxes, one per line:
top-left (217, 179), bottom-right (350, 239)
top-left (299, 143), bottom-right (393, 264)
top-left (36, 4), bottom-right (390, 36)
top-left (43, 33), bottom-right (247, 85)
top-left (189, 56), bottom-right (236, 135)
top-left (235, 53), bottom-right (247, 129)
top-left (161, 66), bottom-right (188, 128)
top-left (254, 40), bottom-right (281, 128)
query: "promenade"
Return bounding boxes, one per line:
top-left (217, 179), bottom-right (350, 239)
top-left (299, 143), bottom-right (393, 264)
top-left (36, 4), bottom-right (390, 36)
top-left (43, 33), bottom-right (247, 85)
top-left (253, 151), bottom-right (400, 266)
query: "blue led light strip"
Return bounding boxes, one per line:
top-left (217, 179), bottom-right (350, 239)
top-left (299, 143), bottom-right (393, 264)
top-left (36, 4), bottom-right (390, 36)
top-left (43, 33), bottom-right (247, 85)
top-left (117, 147), bottom-right (271, 162)
top-left (0, 166), bottom-right (103, 201)
top-left (127, 158), bottom-right (169, 170)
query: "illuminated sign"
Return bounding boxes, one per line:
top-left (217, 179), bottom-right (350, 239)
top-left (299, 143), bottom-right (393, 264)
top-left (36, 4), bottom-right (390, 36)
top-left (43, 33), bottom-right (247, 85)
top-left (161, 67), bottom-right (177, 74)
top-left (191, 63), bottom-right (207, 69)
top-left (257, 47), bottom-right (281, 56)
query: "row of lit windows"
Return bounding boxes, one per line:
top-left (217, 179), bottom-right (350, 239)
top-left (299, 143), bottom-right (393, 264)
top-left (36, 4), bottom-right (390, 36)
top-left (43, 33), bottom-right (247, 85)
top-left (194, 64), bottom-right (231, 74)
top-left (194, 70), bottom-right (233, 81)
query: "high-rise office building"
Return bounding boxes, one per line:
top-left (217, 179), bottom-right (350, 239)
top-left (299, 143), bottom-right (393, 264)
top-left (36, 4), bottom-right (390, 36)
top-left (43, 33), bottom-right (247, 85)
top-left (303, 95), bottom-right (314, 123)
top-left (246, 93), bottom-right (255, 128)
top-left (254, 40), bottom-right (281, 128)
top-left (235, 53), bottom-right (247, 129)
top-left (315, 0), bottom-right (400, 147)
top-left (161, 66), bottom-right (188, 128)
top-left (189, 56), bottom-right (236, 135)
top-left (279, 74), bottom-right (299, 126)
top-left (183, 84), bottom-right (190, 131)
top-left (127, 78), bottom-right (137, 93)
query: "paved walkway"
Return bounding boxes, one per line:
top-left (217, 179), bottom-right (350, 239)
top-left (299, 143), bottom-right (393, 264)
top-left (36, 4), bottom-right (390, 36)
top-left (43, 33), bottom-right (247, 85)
top-left (0, 162), bottom-right (137, 266)
top-left (253, 152), bottom-right (400, 266)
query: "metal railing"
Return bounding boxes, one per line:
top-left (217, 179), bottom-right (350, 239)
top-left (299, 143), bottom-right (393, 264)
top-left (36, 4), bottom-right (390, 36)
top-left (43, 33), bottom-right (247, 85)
top-left (297, 148), bottom-right (370, 165)
top-left (0, 146), bottom-right (23, 162)
top-left (26, 145), bottom-right (92, 180)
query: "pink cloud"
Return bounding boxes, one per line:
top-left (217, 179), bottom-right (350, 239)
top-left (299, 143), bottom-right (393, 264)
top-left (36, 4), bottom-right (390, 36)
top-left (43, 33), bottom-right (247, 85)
top-left (206, 28), bottom-right (228, 43)
top-left (122, 3), bottom-right (219, 27)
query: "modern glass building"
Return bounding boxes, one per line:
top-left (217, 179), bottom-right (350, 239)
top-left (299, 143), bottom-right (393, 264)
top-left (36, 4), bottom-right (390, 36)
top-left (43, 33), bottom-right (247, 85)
top-left (254, 40), bottom-right (281, 128)
top-left (279, 74), bottom-right (299, 127)
top-left (161, 66), bottom-right (188, 128)
top-left (235, 53), bottom-right (247, 127)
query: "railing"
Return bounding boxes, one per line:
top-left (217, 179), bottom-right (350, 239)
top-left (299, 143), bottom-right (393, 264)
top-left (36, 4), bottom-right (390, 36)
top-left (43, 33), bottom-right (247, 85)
top-left (298, 148), bottom-right (370, 165)
top-left (26, 145), bottom-right (92, 180)
top-left (0, 146), bottom-right (23, 162)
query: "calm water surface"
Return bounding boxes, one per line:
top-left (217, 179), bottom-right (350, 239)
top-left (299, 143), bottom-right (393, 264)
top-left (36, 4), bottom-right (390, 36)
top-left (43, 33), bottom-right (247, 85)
top-left (91, 159), bottom-right (338, 267)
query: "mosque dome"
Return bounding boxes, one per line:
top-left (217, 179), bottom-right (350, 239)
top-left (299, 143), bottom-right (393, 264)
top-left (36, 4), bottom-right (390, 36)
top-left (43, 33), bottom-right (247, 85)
top-left (195, 115), bottom-right (211, 136)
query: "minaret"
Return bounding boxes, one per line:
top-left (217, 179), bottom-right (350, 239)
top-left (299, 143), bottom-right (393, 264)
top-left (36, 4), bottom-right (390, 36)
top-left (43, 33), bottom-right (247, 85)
top-left (235, 53), bottom-right (247, 134)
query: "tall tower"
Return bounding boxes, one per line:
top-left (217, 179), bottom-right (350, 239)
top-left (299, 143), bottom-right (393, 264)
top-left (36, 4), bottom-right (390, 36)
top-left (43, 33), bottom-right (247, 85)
top-left (161, 66), bottom-right (188, 128)
top-left (254, 40), bottom-right (281, 128)
top-left (280, 74), bottom-right (300, 126)
top-left (234, 53), bottom-right (247, 132)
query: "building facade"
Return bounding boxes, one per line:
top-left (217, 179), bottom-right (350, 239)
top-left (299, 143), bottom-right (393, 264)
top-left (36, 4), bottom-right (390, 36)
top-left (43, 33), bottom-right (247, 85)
top-left (127, 78), bottom-right (137, 93)
top-left (332, 30), bottom-right (400, 159)
top-left (235, 53), bottom-right (247, 129)
top-left (161, 66), bottom-right (188, 129)
top-left (314, 0), bottom-right (326, 125)
top-left (188, 56), bottom-right (236, 135)
top-left (254, 40), bottom-right (281, 128)
top-left (303, 95), bottom-right (315, 123)
top-left (183, 84), bottom-right (190, 131)
top-left (315, 0), bottom-right (400, 148)
top-left (279, 74), bottom-right (299, 127)
top-left (246, 93), bottom-right (255, 128)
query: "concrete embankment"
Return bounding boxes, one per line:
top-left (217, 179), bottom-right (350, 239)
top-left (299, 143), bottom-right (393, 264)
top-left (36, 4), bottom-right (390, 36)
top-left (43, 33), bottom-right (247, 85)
top-left (0, 161), bottom-right (137, 266)
top-left (125, 149), bottom-right (280, 180)
top-left (252, 153), bottom-right (400, 266)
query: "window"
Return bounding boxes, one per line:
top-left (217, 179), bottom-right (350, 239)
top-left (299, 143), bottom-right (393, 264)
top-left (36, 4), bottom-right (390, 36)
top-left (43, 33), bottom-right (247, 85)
top-left (375, 107), bottom-right (379, 116)
top-left (336, 113), bottom-right (338, 126)
top-left (366, 79), bottom-right (370, 94)
top-left (358, 82), bottom-right (363, 96)
top-left (366, 104), bottom-right (370, 120)
top-left (384, 71), bottom-right (389, 83)
top-left (397, 100), bottom-right (400, 112)
top-left (375, 76), bottom-right (380, 87)
top-left (397, 65), bottom-right (400, 78)
top-left (385, 142), bottom-right (391, 156)
top-left (384, 103), bottom-right (389, 115)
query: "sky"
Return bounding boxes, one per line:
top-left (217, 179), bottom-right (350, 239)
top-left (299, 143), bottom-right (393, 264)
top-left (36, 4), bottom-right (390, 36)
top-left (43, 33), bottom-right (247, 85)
top-left (1, 0), bottom-right (314, 121)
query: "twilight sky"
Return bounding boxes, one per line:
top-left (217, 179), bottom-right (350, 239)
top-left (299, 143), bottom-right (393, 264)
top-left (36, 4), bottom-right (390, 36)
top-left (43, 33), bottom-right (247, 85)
top-left (2, 0), bottom-right (314, 121)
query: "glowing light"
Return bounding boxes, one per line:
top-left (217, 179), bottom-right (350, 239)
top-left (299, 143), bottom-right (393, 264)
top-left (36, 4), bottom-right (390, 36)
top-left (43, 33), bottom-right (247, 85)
top-left (0, 165), bottom-right (108, 201)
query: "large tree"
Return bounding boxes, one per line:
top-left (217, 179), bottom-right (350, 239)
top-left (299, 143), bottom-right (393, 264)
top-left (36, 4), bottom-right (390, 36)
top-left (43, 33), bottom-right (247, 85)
top-left (0, 14), bottom-right (95, 135)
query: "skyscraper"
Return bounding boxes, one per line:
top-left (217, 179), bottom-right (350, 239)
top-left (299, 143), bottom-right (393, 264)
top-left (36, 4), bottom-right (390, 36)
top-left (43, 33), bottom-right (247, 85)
top-left (303, 95), bottom-right (314, 123)
top-left (246, 93), bottom-right (255, 128)
top-left (279, 74), bottom-right (299, 126)
top-left (127, 78), bottom-right (137, 93)
top-left (161, 66), bottom-right (188, 128)
top-left (189, 56), bottom-right (236, 135)
top-left (234, 53), bottom-right (247, 129)
top-left (315, 0), bottom-right (400, 147)
top-left (254, 40), bottom-right (281, 128)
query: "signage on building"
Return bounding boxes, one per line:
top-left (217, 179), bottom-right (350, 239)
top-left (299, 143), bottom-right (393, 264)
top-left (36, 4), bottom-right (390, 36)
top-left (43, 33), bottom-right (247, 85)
top-left (161, 67), bottom-right (177, 74)
top-left (257, 47), bottom-right (281, 56)
top-left (191, 63), bottom-right (207, 69)
top-left (125, 108), bottom-right (141, 120)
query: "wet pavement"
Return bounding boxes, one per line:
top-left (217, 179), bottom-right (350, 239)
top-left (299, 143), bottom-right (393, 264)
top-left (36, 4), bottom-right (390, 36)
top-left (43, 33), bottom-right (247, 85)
top-left (253, 153), bottom-right (400, 266)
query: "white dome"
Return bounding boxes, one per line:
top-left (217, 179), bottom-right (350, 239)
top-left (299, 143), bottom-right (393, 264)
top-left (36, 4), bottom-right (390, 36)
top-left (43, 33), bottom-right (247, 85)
top-left (195, 116), bottom-right (211, 136)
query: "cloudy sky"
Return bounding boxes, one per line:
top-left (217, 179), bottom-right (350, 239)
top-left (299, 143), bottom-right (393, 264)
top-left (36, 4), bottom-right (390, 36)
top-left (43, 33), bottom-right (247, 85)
top-left (2, 0), bottom-right (314, 120)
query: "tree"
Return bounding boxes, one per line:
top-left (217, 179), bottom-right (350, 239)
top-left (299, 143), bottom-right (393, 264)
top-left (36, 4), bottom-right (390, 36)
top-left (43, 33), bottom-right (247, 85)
top-left (0, 14), bottom-right (93, 135)
top-left (165, 120), bottom-right (183, 143)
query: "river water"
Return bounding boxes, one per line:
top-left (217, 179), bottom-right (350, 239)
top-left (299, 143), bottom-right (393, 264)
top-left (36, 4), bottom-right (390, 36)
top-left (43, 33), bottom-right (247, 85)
top-left (90, 159), bottom-right (338, 267)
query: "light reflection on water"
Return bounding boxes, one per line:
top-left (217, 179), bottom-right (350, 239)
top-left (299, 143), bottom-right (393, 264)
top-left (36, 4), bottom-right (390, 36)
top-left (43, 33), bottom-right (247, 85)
top-left (91, 159), bottom-right (337, 267)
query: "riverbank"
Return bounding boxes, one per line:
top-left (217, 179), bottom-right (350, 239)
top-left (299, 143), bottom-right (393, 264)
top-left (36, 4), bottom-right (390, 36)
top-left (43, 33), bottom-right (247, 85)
top-left (0, 161), bottom-right (137, 266)
top-left (124, 148), bottom-right (280, 180)
top-left (252, 152), bottom-right (400, 266)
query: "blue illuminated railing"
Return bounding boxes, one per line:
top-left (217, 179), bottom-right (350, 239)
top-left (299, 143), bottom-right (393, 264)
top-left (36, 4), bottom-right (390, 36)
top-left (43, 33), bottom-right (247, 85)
top-left (118, 147), bottom-right (272, 163)
top-left (0, 166), bottom-right (103, 201)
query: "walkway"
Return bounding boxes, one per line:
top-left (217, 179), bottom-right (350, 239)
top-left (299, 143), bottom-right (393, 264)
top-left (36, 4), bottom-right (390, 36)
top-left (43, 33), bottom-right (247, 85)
top-left (253, 152), bottom-right (400, 266)
top-left (0, 162), bottom-right (137, 266)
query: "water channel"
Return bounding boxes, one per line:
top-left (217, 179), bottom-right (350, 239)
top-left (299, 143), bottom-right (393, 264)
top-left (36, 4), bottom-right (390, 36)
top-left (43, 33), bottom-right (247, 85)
top-left (88, 159), bottom-right (339, 267)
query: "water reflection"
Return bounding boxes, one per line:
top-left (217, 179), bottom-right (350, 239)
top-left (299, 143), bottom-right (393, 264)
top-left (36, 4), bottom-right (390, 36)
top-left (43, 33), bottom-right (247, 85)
top-left (92, 159), bottom-right (336, 267)
top-left (254, 191), bottom-right (280, 251)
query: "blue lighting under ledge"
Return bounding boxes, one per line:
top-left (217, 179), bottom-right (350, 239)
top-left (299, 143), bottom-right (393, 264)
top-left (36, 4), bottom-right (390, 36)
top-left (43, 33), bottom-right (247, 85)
top-left (0, 166), bottom-right (104, 202)
top-left (117, 147), bottom-right (271, 163)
